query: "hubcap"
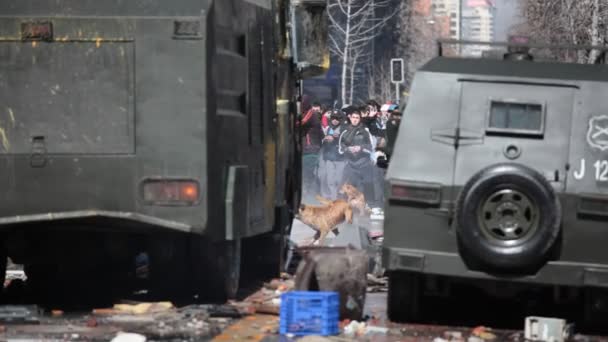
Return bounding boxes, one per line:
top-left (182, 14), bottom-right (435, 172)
top-left (477, 189), bottom-right (539, 245)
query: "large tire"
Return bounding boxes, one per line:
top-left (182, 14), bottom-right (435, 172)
top-left (0, 248), bottom-right (7, 302)
top-left (148, 234), bottom-right (189, 302)
top-left (387, 271), bottom-right (422, 323)
top-left (456, 163), bottom-right (561, 274)
top-left (242, 206), bottom-right (292, 281)
top-left (195, 239), bottom-right (242, 302)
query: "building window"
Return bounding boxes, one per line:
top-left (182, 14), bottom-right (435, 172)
top-left (487, 101), bottom-right (544, 136)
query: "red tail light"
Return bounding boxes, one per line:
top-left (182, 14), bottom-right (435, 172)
top-left (389, 181), bottom-right (441, 205)
top-left (21, 22), bottom-right (53, 41)
top-left (142, 180), bottom-right (200, 206)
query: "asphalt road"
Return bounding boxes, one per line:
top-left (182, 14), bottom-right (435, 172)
top-left (0, 215), bottom-right (607, 341)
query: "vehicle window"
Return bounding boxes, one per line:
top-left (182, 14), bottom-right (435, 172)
top-left (487, 101), bottom-right (543, 135)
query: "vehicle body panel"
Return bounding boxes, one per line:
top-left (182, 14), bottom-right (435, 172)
top-left (0, 0), bottom-right (299, 242)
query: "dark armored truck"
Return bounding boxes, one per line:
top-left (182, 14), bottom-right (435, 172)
top-left (0, 0), bottom-right (327, 302)
top-left (383, 39), bottom-right (608, 327)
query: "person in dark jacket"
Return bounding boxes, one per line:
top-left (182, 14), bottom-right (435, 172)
top-left (385, 109), bottom-right (402, 159)
top-left (338, 109), bottom-right (374, 203)
top-left (299, 102), bottom-right (323, 201)
top-left (318, 112), bottom-right (346, 200)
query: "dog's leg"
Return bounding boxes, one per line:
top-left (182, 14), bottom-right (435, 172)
top-left (315, 230), bottom-right (329, 246)
top-left (345, 207), bottom-right (353, 224)
top-left (313, 230), bottom-right (321, 241)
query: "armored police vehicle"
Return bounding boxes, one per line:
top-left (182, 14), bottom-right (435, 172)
top-left (383, 39), bottom-right (608, 327)
top-left (0, 0), bottom-right (327, 303)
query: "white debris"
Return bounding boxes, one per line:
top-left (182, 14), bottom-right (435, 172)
top-left (365, 326), bottom-right (389, 334)
top-left (468, 337), bottom-right (485, 342)
top-left (111, 332), bottom-right (146, 342)
top-left (344, 320), bottom-right (367, 337)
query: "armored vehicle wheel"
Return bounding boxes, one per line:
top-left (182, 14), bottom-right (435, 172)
top-left (0, 246), bottom-right (6, 300)
top-left (197, 238), bottom-right (242, 302)
top-left (148, 235), bottom-right (189, 301)
top-left (583, 287), bottom-right (608, 334)
top-left (387, 271), bottom-right (422, 322)
top-left (456, 163), bottom-right (561, 273)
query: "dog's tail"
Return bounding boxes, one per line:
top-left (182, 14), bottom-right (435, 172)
top-left (315, 195), bottom-right (333, 206)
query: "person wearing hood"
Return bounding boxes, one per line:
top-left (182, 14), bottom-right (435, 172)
top-left (318, 111), bottom-right (347, 200)
top-left (385, 107), bottom-right (402, 159)
top-left (299, 102), bottom-right (323, 200)
top-left (338, 109), bottom-right (375, 204)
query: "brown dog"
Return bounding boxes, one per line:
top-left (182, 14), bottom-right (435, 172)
top-left (296, 195), bottom-right (353, 245)
top-left (339, 183), bottom-right (371, 216)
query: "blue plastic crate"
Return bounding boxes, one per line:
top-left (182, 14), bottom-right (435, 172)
top-left (279, 291), bottom-right (340, 336)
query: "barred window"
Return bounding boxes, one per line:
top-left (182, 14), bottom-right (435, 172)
top-left (487, 101), bottom-right (544, 136)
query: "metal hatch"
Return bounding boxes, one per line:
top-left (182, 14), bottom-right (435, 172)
top-left (0, 36), bottom-right (134, 155)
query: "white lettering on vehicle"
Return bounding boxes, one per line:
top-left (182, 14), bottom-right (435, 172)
top-left (573, 158), bottom-right (585, 180)
top-left (595, 160), bottom-right (608, 181)
top-left (573, 159), bottom-right (608, 181)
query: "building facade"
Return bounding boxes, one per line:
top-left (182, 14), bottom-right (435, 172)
top-left (462, 0), bottom-right (496, 56)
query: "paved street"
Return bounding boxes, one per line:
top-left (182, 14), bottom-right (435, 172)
top-left (0, 217), bottom-right (606, 341)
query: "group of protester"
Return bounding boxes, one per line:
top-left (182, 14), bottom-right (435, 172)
top-left (298, 100), bottom-right (403, 217)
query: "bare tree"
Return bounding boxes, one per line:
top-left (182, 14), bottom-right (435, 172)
top-left (517, 0), bottom-right (608, 63)
top-left (389, 0), bottom-right (447, 97)
top-left (328, 0), bottom-right (397, 105)
top-left (367, 58), bottom-right (395, 102)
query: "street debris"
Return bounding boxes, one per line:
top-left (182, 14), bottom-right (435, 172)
top-left (524, 316), bottom-right (571, 342)
top-left (93, 302), bottom-right (174, 315)
top-left (343, 320), bottom-right (366, 337)
top-left (0, 305), bottom-right (41, 324)
top-left (366, 274), bottom-right (387, 293)
top-left (111, 332), bottom-right (147, 342)
top-left (472, 326), bottom-right (496, 340)
top-left (4, 269), bottom-right (27, 287)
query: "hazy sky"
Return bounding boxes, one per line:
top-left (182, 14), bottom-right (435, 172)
top-left (493, 0), bottom-right (522, 41)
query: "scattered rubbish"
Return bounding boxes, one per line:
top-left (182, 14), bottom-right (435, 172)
top-left (111, 332), bottom-right (147, 342)
top-left (238, 276), bottom-right (295, 316)
top-left (114, 302), bottom-right (173, 315)
top-left (524, 316), bottom-right (570, 342)
top-left (298, 336), bottom-right (334, 342)
top-left (94, 302), bottom-right (174, 315)
top-left (365, 325), bottom-right (388, 335)
top-left (366, 274), bottom-right (387, 293)
top-left (443, 330), bottom-right (464, 341)
top-left (86, 317), bottom-right (98, 327)
top-left (4, 270), bottom-right (27, 286)
top-left (205, 304), bottom-right (248, 318)
top-left (103, 315), bottom-right (157, 323)
top-left (279, 291), bottom-right (339, 336)
top-left (472, 326), bottom-right (496, 340)
top-left (343, 320), bottom-right (367, 337)
top-left (0, 305), bottom-right (40, 324)
top-left (93, 308), bottom-right (117, 315)
top-left (468, 337), bottom-right (485, 342)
